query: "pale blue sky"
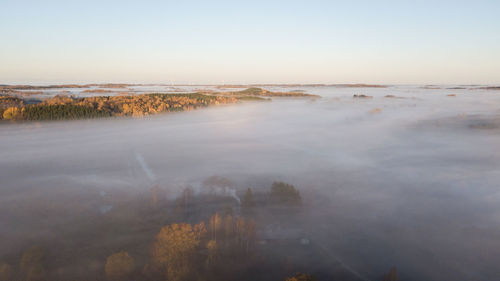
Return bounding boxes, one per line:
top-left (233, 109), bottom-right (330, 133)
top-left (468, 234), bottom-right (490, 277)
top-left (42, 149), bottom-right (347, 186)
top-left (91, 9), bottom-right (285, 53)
top-left (1, 0), bottom-right (499, 84)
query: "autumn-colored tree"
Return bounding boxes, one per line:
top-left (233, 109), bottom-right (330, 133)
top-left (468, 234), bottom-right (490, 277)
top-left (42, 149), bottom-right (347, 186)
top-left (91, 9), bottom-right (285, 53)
top-left (285, 273), bottom-right (317, 281)
top-left (152, 223), bottom-right (206, 281)
top-left (209, 213), bottom-right (222, 242)
top-left (0, 263), bottom-right (13, 281)
top-left (105, 251), bottom-right (135, 281)
top-left (1, 93), bottom-right (240, 121)
top-left (206, 240), bottom-right (218, 266)
top-left (241, 188), bottom-right (255, 214)
top-left (193, 222), bottom-right (207, 240)
top-left (3, 107), bottom-right (22, 120)
top-left (382, 267), bottom-right (398, 281)
top-left (270, 182), bottom-right (301, 206)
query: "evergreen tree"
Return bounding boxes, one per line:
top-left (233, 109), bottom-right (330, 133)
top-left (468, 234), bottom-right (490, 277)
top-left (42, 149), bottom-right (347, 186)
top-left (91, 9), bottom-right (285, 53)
top-left (270, 182), bottom-right (301, 206)
top-left (241, 188), bottom-right (256, 213)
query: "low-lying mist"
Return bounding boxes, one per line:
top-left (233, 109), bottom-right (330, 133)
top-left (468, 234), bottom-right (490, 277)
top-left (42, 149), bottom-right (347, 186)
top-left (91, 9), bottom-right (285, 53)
top-left (1, 86), bottom-right (500, 281)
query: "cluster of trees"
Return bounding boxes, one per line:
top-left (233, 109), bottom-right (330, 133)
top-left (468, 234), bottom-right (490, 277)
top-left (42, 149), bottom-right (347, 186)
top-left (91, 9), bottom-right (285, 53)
top-left (105, 251), bottom-right (135, 281)
top-left (270, 182), bottom-right (302, 206)
top-left (101, 212), bottom-right (257, 281)
top-left (0, 177), bottom-right (402, 281)
top-left (150, 222), bottom-right (207, 281)
top-left (0, 96), bottom-right (24, 119)
top-left (0, 87), bottom-right (317, 121)
top-left (22, 104), bottom-right (112, 120)
top-left (0, 93), bottom-right (239, 121)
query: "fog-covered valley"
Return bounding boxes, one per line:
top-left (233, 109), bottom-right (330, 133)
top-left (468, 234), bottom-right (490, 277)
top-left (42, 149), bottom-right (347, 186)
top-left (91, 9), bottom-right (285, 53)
top-left (1, 85), bottom-right (500, 281)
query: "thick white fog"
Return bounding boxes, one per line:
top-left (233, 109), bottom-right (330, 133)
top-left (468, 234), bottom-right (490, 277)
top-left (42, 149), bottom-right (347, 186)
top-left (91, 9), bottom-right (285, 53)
top-left (1, 85), bottom-right (500, 280)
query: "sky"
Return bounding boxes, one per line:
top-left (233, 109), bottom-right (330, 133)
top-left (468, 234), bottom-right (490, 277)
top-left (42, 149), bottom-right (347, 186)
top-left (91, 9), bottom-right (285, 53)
top-left (1, 0), bottom-right (499, 85)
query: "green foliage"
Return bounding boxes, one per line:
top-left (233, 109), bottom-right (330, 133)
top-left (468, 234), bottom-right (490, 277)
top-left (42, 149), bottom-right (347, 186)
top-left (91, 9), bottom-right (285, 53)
top-left (147, 93), bottom-right (221, 104)
top-left (22, 104), bottom-right (112, 120)
top-left (236, 95), bottom-right (270, 101)
top-left (270, 182), bottom-right (301, 206)
top-left (105, 251), bottom-right (135, 281)
top-left (1, 93), bottom-right (238, 121)
top-left (0, 88), bottom-right (312, 122)
top-left (236, 88), bottom-right (267, 95)
top-left (230, 88), bottom-right (318, 97)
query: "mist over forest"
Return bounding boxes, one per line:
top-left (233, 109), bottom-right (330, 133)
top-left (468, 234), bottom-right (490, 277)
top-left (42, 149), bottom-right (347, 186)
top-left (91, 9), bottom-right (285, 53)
top-left (1, 85), bottom-right (500, 281)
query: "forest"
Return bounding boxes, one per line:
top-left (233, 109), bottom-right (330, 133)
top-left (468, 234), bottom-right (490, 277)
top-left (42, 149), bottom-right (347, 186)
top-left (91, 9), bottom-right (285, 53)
top-left (0, 87), bottom-right (318, 122)
top-left (0, 93), bottom-right (241, 121)
top-left (0, 178), bottom-right (397, 281)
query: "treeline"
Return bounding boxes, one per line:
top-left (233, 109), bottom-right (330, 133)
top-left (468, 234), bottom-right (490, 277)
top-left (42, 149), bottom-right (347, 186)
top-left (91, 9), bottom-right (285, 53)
top-left (0, 93), bottom-right (240, 121)
top-left (227, 87), bottom-right (319, 98)
top-left (0, 88), bottom-right (317, 122)
top-left (23, 104), bottom-right (112, 120)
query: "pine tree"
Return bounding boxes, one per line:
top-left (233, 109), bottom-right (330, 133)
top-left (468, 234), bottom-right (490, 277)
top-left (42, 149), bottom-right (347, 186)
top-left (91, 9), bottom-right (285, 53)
top-left (241, 188), bottom-right (256, 212)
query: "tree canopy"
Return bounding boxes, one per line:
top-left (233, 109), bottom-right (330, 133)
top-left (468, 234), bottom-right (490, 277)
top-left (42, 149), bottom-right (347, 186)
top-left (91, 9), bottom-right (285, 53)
top-left (270, 182), bottom-right (302, 206)
top-left (152, 223), bottom-right (206, 281)
top-left (105, 251), bottom-right (135, 281)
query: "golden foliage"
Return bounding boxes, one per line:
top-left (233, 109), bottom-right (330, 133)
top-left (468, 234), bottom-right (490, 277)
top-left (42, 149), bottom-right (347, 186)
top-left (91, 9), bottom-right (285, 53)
top-left (206, 240), bottom-right (218, 265)
top-left (3, 107), bottom-right (22, 120)
top-left (152, 223), bottom-right (206, 281)
top-left (105, 251), bottom-right (135, 281)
